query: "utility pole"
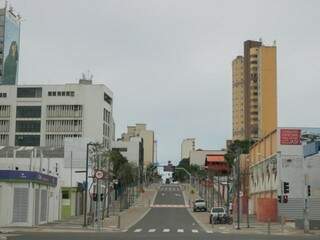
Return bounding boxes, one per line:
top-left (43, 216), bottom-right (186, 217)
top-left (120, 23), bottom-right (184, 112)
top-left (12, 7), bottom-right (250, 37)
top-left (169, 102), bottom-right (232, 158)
top-left (83, 143), bottom-right (90, 227)
top-left (236, 149), bottom-right (241, 230)
top-left (304, 173), bottom-right (310, 233)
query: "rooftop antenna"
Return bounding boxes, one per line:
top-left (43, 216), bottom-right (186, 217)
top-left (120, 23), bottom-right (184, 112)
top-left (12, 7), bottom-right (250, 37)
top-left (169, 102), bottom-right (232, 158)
top-left (273, 40), bottom-right (277, 46)
top-left (259, 37), bottom-right (263, 43)
top-left (81, 70), bottom-right (93, 81)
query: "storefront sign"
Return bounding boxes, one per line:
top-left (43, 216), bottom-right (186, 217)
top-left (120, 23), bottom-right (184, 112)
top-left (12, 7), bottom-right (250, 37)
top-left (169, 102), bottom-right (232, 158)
top-left (0, 170), bottom-right (57, 187)
top-left (280, 129), bottom-right (301, 145)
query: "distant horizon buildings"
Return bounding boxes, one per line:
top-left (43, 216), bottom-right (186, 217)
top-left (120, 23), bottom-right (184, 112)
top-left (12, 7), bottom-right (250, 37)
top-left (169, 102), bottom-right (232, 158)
top-left (121, 123), bottom-right (155, 166)
top-left (232, 39), bottom-right (277, 141)
top-left (181, 138), bottom-right (195, 160)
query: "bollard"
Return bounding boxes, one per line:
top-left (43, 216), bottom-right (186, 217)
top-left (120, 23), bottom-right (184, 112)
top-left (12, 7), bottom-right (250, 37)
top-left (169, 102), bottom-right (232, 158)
top-left (117, 215), bottom-right (121, 229)
top-left (267, 218), bottom-right (271, 235)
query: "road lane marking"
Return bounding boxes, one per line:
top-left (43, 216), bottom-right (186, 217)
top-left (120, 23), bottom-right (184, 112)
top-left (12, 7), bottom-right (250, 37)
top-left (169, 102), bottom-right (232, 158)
top-left (134, 229), bottom-right (142, 232)
top-left (177, 229), bottom-right (184, 233)
top-left (148, 229), bottom-right (156, 232)
top-left (192, 229), bottom-right (199, 233)
top-left (163, 228), bottom-right (170, 232)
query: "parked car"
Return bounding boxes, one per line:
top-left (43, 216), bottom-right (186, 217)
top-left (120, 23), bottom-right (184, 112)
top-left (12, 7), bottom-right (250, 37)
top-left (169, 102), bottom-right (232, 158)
top-left (209, 207), bottom-right (232, 224)
top-left (193, 199), bottom-right (207, 212)
top-left (165, 178), bottom-right (170, 184)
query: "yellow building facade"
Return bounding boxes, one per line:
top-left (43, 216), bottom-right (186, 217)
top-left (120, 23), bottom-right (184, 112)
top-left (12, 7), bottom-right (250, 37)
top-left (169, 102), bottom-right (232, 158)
top-left (232, 41), bottom-right (277, 141)
top-left (258, 46), bottom-right (277, 139)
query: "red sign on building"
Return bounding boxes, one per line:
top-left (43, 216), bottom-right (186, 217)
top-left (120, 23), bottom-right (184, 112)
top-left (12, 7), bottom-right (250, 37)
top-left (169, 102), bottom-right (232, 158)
top-left (280, 129), bottom-right (301, 145)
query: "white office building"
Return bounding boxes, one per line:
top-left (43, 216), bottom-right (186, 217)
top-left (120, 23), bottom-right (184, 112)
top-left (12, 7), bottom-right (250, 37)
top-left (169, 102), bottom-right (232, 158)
top-left (0, 79), bottom-right (114, 148)
top-left (181, 138), bottom-right (195, 160)
top-left (111, 137), bottom-right (143, 167)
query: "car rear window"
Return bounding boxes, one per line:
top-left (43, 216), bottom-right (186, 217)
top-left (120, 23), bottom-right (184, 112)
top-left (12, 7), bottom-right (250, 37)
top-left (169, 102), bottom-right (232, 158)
top-left (212, 208), bottom-right (224, 213)
top-left (195, 200), bottom-right (204, 203)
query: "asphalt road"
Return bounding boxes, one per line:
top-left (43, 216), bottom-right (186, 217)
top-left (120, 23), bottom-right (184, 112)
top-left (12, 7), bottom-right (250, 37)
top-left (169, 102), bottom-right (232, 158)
top-left (127, 184), bottom-right (203, 235)
top-left (6, 184), bottom-right (320, 240)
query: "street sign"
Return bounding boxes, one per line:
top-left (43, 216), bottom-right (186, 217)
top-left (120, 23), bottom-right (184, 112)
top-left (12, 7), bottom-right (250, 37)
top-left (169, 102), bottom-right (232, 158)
top-left (94, 170), bottom-right (105, 179)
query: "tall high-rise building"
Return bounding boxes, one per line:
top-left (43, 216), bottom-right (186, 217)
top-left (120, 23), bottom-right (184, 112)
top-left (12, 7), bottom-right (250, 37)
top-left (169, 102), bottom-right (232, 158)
top-left (243, 40), bottom-right (262, 140)
top-left (232, 56), bottom-right (245, 140)
top-left (232, 40), bottom-right (277, 140)
top-left (257, 45), bottom-right (277, 138)
top-left (0, 3), bottom-right (21, 85)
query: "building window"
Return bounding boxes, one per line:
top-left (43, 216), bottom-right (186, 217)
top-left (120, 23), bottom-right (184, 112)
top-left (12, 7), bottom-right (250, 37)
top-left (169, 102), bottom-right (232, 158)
top-left (16, 120), bottom-right (41, 133)
top-left (57, 91), bottom-right (61, 96)
top-left (0, 92), bottom-right (7, 97)
top-left (15, 135), bottom-right (40, 146)
top-left (52, 91), bottom-right (56, 96)
top-left (17, 88), bottom-right (42, 98)
top-left (62, 92), bottom-right (66, 96)
top-left (48, 91), bottom-right (52, 96)
top-left (113, 147), bottom-right (127, 152)
top-left (104, 93), bottom-right (112, 105)
top-left (62, 191), bottom-right (69, 199)
top-left (16, 106), bottom-right (41, 118)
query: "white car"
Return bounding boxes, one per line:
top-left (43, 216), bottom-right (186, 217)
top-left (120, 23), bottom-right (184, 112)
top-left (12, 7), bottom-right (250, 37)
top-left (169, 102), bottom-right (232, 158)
top-left (193, 199), bottom-right (207, 212)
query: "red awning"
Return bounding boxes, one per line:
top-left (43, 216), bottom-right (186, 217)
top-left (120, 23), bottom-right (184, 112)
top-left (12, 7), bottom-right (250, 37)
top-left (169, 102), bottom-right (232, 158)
top-left (206, 155), bottom-right (225, 163)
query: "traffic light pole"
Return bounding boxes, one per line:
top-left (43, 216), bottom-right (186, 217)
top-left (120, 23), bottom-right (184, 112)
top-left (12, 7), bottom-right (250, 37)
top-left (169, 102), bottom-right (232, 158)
top-left (303, 173), bottom-right (310, 233)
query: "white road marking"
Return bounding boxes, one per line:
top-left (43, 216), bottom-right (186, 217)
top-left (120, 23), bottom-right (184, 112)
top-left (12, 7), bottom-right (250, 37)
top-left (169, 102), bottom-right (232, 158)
top-left (177, 229), bottom-right (184, 233)
top-left (134, 229), bottom-right (142, 232)
top-left (148, 229), bottom-right (156, 232)
top-left (192, 229), bottom-right (199, 233)
top-left (163, 228), bottom-right (170, 232)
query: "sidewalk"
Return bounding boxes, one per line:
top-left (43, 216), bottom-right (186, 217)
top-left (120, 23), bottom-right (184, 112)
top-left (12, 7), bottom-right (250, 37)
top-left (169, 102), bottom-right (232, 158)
top-left (0, 184), bottom-right (158, 233)
top-left (103, 184), bottom-right (158, 232)
top-left (182, 184), bottom-right (320, 236)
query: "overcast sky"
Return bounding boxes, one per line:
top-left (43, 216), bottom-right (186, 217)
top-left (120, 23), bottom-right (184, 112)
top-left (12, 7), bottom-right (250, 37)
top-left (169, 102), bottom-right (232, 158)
top-left (9, 0), bottom-right (320, 164)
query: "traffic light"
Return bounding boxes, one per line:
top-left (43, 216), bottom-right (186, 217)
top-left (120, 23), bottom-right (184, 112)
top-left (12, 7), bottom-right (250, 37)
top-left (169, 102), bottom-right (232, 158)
top-left (307, 185), bottom-right (311, 197)
top-left (278, 195), bottom-right (282, 203)
top-left (283, 182), bottom-right (290, 194)
top-left (283, 195), bottom-right (288, 203)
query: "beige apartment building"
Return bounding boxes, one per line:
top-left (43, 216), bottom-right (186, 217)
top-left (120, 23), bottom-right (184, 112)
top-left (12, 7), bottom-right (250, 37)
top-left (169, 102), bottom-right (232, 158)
top-left (232, 40), bottom-right (277, 141)
top-left (232, 56), bottom-right (245, 140)
top-left (121, 123), bottom-right (154, 166)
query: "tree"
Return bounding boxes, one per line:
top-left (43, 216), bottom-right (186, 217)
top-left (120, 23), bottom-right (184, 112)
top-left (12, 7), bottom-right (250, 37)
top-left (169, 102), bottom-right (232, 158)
top-left (224, 139), bottom-right (255, 166)
top-left (145, 163), bottom-right (158, 184)
top-left (173, 158), bottom-right (207, 182)
top-left (105, 149), bottom-right (139, 186)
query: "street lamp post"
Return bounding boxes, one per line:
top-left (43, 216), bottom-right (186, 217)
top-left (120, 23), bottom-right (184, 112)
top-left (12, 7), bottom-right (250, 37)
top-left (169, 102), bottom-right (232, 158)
top-left (236, 149), bottom-right (241, 230)
top-left (83, 142), bottom-right (97, 227)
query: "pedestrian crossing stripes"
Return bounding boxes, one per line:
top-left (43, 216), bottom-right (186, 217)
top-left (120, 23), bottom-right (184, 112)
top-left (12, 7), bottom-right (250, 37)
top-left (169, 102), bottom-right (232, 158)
top-left (133, 228), bottom-right (199, 233)
top-left (160, 187), bottom-right (181, 192)
top-left (151, 204), bottom-right (190, 208)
